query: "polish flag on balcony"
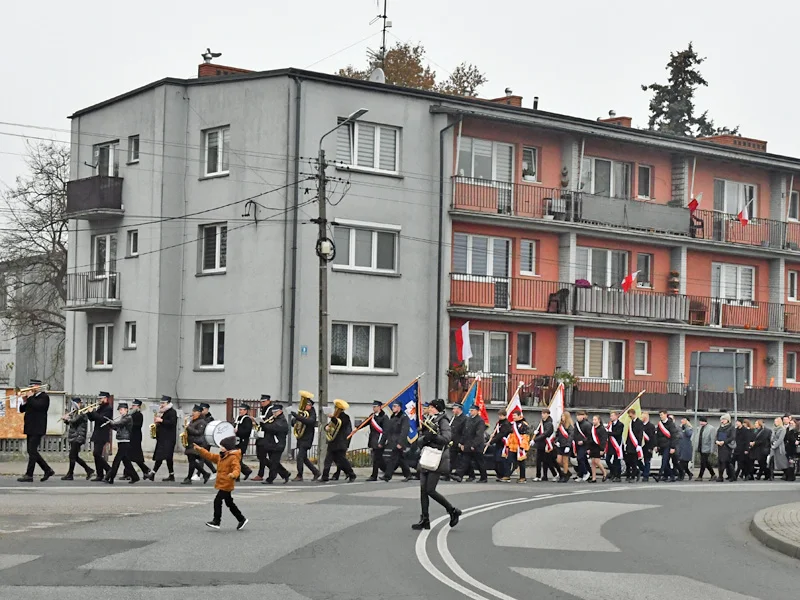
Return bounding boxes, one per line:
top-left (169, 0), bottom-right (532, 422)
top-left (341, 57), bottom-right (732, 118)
top-left (621, 271), bottom-right (640, 293)
top-left (737, 203), bottom-right (749, 226)
top-left (455, 322), bottom-right (472, 362)
top-left (688, 192), bottom-right (703, 213)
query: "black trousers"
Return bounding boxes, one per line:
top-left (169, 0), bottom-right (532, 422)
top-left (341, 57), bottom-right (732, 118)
top-left (67, 441), bottom-right (91, 475)
top-left (420, 471), bottom-right (454, 519)
top-left (449, 447), bottom-right (461, 475)
top-left (606, 453), bottom-right (622, 478)
top-left (698, 452), bottom-right (716, 478)
top-left (678, 460), bottom-right (692, 478)
top-left (323, 448), bottom-right (354, 478)
top-left (517, 459), bottom-right (527, 479)
top-left (187, 455), bottom-right (209, 479)
top-left (93, 440), bottom-right (111, 478)
top-left (153, 457), bottom-right (174, 474)
top-left (296, 446), bottom-right (319, 478)
top-left (535, 448), bottom-right (558, 480)
top-left (236, 440), bottom-right (253, 478)
top-left (456, 450), bottom-right (487, 480)
top-left (124, 443), bottom-right (151, 477)
top-left (384, 447), bottom-right (411, 479)
top-left (718, 458), bottom-right (736, 480)
top-left (213, 490), bottom-right (244, 523)
top-left (267, 450), bottom-right (290, 482)
top-left (107, 443), bottom-right (137, 482)
top-left (369, 448), bottom-right (384, 478)
top-left (203, 458), bottom-right (217, 473)
top-left (25, 434), bottom-right (52, 477)
top-left (624, 454), bottom-right (642, 478)
top-left (256, 444), bottom-right (268, 477)
top-left (756, 456), bottom-right (769, 479)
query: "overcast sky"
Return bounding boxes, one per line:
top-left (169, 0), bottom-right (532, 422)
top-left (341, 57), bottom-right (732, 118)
top-left (1, 0), bottom-right (798, 190)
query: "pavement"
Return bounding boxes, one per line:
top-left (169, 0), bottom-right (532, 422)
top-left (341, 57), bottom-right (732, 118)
top-left (2, 472), bottom-right (800, 599)
top-left (750, 502), bottom-right (800, 559)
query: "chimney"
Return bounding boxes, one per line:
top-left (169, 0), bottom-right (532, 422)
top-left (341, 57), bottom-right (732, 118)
top-left (488, 88), bottom-right (523, 107)
top-left (533, 96), bottom-right (539, 110)
top-left (699, 134), bottom-right (767, 153)
top-left (197, 48), bottom-right (254, 78)
top-left (599, 115), bottom-right (633, 128)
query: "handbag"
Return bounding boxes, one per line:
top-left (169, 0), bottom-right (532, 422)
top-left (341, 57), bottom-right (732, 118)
top-left (419, 446), bottom-right (443, 471)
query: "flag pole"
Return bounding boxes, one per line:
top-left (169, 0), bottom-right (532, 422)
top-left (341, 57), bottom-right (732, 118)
top-left (347, 373), bottom-right (425, 440)
top-left (622, 390), bottom-right (647, 415)
top-left (483, 381), bottom-right (523, 453)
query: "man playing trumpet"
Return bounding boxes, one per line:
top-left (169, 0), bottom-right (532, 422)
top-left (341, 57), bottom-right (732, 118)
top-left (17, 379), bottom-right (56, 483)
top-left (86, 391), bottom-right (113, 481)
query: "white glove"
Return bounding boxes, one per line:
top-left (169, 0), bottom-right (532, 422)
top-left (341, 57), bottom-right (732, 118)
top-left (257, 431), bottom-right (265, 439)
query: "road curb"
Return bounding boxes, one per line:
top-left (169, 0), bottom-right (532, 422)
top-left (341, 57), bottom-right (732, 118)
top-left (750, 505), bottom-right (800, 559)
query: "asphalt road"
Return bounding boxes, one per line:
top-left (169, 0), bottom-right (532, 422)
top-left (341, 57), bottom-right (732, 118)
top-left (0, 477), bottom-right (797, 599)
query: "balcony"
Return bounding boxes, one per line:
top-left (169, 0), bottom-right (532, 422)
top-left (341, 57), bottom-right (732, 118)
top-left (66, 175), bottom-right (124, 220)
top-left (65, 272), bottom-right (121, 311)
top-left (452, 176), bottom-right (800, 252)
top-left (450, 274), bottom-right (787, 333)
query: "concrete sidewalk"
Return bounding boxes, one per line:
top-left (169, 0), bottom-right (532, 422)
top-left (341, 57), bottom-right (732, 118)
top-left (750, 503), bottom-right (800, 559)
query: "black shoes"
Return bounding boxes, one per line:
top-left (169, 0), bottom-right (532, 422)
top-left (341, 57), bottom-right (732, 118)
top-left (237, 518), bottom-right (248, 531)
top-left (347, 474), bottom-right (357, 483)
top-left (86, 469), bottom-right (95, 480)
top-left (61, 474), bottom-right (74, 481)
top-left (17, 475), bottom-right (33, 482)
top-left (202, 472), bottom-right (210, 484)
top-left (205, 521), bottom-right (220, 530)
top-left (366, 477), bottom-right (378, 482)
top-left (449, 508), bottom-right (462, 528)
top-left (411, 517), bottom-right (431, 530)
top-left (162, 474), bottom-right (175, 482)
top-left (41, 470), bottom-right (55, 482)
top-left (181, 478), bottom-right (192, 485)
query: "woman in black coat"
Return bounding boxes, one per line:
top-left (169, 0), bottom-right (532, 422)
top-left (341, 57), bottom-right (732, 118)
top-left (182, 405), bottom-right (210, 485)
top-left (554, 412), bottom-right (575, 483)
top-left (62, 398), bottom-right (94, 480)
top-left (412, 399), bottom-right (461, 531)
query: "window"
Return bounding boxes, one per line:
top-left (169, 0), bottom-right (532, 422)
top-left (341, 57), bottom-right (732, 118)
top-left (330, 322), bottom-right (395, 372)
top-left (127, 135), bottom-right (140, 163)
top-left (789, 191), bottom-right (799, 221)
top-left (90, 324), bottom-right (114, 369)
top-left (516, 333), bottom-right (534, 369)
top-left (788, 352), bottom-right (798, 383)
top-left (332, 222), bottom-right (399, 273)
top-left (453, 233), bottom-right (510, 278)
top-left (581, 157), bottom-right (631, 199)
top-left (636, 253), bottom-right (653, 288)
top-left (204, 126), bottom-right (230, 176)
top-left (522, 147), bottom-right (538, 181)
top-left (92, 234), bottom-right (117, 274)
top-left (520, 240), bottom-right (537, 276)
top-left (713, 179), bottom-right (757, 218)
top-left (93, 142), bottom-right (119, 177)
top-left (637, 165), bottom-right (652, 199)
top-left (198, 321), bottom-right (225, 369)
top-left (124, 322), bottom-right (137, 349)
top-left (451, 330), bottom-right (507, 376)
top-left (201, 224), bottom-right (227, 273)
top-left (576, 247), bottom-right (628, 287)
top-left (336, 120), bottom-right (399, 173)
top-left (634, 341), bottom-right (649, 375)
top-left (709, 347), bottom-right (753, 386)
top-left (456, 137), bottom-right (513, 182)
top-left (789, 271), bottom-right (799, 302)
top-left (127, 230), bottom-right (139, 257)
top-left (574, 338), bottom-right (624, 379)
top-left (711, 262), bottom-right (755, 303)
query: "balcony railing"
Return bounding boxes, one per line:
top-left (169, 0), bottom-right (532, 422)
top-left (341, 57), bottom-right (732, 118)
top-left (450, 274), bottom-right (788, 332)
top-left (66, 175), bottom-right (124, 220)
top-left (65, 271), bottom-right (121, 310)
top-left (452, 176), bottom-right (800, 252)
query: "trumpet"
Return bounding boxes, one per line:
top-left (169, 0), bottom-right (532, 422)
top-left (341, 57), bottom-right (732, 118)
top-left (293, 390), bottom-right (314, 439)
top-left (324, 399), bottom-right (349, 442)
top-left (64, 401), bottom-right (101, 419)
top-left (14, 385), bottom-right (42, 396)
top-left (421, 415), bottom-right (439, 435)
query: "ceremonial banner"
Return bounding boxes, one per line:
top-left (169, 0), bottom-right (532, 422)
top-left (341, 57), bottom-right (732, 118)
top-left (347, 376), bottom-right (423, 440)
top-left (618, 391), bottom-right (645, 445)
top-left (400, 380), bottom-right (421, 444)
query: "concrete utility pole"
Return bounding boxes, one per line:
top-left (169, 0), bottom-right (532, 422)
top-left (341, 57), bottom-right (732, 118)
top-left (314, 108), bottom-right (368, 465)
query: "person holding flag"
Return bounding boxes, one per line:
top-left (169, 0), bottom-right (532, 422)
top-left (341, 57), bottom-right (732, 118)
top-left (641, 412), bottom-right (657, 482)
top-left (589, 415), bottom-right (608, 483)
top-left (507, 411), bottom-right (531, 483)
top-left (606, 411), bottom-right (624, 482)
top-left (380, 400), bottom-right (412, 482)
top-left (623, 407), bottom-right (645, 482)
top-left (366, 401), bottom-right (388, 482)
top-left (446, 403), bottom-right (466, 481)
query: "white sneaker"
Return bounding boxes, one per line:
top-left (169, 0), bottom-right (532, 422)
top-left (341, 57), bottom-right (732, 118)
top-left (582, 473), bottom-right (590, 482)
top-left (572, 475), bottom-right (579, 481)
top-left (532, 477), bottom-right (541, 482)
top-left (192, 474), bottom-right (201, 481)
top-left (209, 473), bottom-right (217, 481)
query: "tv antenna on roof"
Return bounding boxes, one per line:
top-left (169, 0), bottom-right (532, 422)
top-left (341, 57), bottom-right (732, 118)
top-left (201, 48), bottom-right (222, 64)
top-left (368, 0), bottom-right (391, 68)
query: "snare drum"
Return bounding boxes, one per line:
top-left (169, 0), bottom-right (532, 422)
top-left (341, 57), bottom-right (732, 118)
top-left (204, 420), bottom-right (236, 447)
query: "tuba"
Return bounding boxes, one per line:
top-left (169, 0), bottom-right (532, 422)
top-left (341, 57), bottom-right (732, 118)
top-left (293, 390), bottom-right (314, 439)
top-left (179, 416), bottom-right (190, 448)
top-left (324, 399), bottom-right (349, 442)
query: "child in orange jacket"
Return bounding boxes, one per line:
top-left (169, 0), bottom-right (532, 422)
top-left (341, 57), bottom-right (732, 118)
top-left (193, 436), bottom-right (248, 530)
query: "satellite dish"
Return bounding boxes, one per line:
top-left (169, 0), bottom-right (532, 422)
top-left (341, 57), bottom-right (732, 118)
top-left (368, 68), bottom-right (386, 84)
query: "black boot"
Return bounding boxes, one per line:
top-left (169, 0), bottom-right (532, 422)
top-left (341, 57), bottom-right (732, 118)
top-left (449, 508), bottom-right (462, 528)
top-left (411, 516), bottom-right (431, 530)
top-left (162, 474), bottom-right (175, 482)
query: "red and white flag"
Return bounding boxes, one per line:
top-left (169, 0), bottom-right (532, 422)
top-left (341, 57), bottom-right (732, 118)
top-left (737, 203), bottom-right (749, 226)
top-left (621, 271), bottom-right (640, 293)
top-left (545, 383), bottom-right (565, 452)
top-left (688, 192), bottom-right (703, 213)
top-left (475, 379), bottom-right (489, 425)
top-left (454, 322), bottom-right (472, 362)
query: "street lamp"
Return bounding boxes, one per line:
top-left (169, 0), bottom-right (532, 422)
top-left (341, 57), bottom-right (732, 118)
top-left (315, 107), bottom-right (368, 466)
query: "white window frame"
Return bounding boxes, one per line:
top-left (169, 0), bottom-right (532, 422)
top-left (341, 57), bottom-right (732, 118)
top-left (331, 219), bottom-right (399, 274)
top-left (457, 137), bottom-right (515, 183)
top-left (330, 322), bottom-right (395, 373)
top-left (581, 156), bottom-right (632, 198)
top-left (124, 321), bottom-right (137, 350)
top-left (709, 347), bottom-right (753, 386)
top-left (520, 240), bottom-right (537, 276)
top-left (452, 233), bottom-right (512, 280)
top-left (200, 223), bottom-right (227, 274)
top-left (463, 330), bottom-right (508, 376)
top-left (576, 246), bottom-right (629, 288)
top-left (711, 262), bottom-right (755, 304)
top-left (637, 165), bottom-right (652, 199)
top-left (90, 323), bottom-right (114, 370)
top-left (203, 126), bottom-right (230, 177)
top-left (92, 233), bottom-right (116, 276)
top-left (636, 253), bottom-right (653, 288)
top-left (516, 332), bottom-right (535, 369)
top-left (127, 135), bottom-right (140, 163)
top-left (789, 191), bottom-right (800, 222)
top-left (715, 178), bottom-right (757, 218)
top-left (634, 341), bottom-right (650, 375)
top-left (789, 271), bottom-right (799, 302)
top-left (197, 321), bottom-right (225, 370)
top-left (93, 141), bottom-right (119, 177)
top-left (574, 338), bottom-right (626, 380)
top-left (787, 352), bottom-right (798, 383)
top-left (127, 230), bottom-right (139, 257)
top-left (521, 147), bottom-right (539, 182)
top-left (342, 121), bottom-right (400, 174)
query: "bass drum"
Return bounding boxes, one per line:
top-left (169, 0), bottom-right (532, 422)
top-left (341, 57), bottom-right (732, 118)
top-left (204, 420), bottom-right (236, 448)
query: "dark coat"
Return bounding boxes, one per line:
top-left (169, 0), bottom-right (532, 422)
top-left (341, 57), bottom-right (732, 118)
top-left (109, 413), bottom-right (133, 442)
top-left (461, 414), bottom-right (486, 451)
top-left (555, 422), bottom-right (574, 453)
top-left (490, 419), bottom-right (514, 448)
top-left (327, 412), bottom-right (352, 452)
top-left (655, 418), bottom-right (679, 452)
top-left (291, 407), bottom-right (317, 449)
top-left (184, 416), bottom-right (209, 456)
top-left (261, 412), bottom-right (289, 452)
top-left (590, 424), bottom-right (608, 453)
top-left (734, 425), bottom-right (750, 457)
top-left (234, 414), bottom-right (253, 442)
top-left (608, 419), bottom-right (624, 450)
top-left (381, 411), bottom-right (410, 449)
top-left (366, 410), bottom-right (388, 449)
top-left (255, 405), bottom-right (277, 448)
top-left (153, 407), bottom-right (178, 461)
top-left (677, 425), bottom-right (693, 462)
top-left (785, 427), bottom-right (797, 459)
top-left (751, 427), bottom-right (771, 461)
top-left (65, 413), bottom-right (88, 445)
top-left (642, 421), bottom-right (657, 452)
top-left (716, 423), bottom-right (736, 462)
top-left (625, 418), bottom-right (644, 456)
top-left (574, 418), bottom-right (592, 450)
top-left (87, 404), bottom-right (113, 444)
top-left (449, 413), bottom-right (467, 447)
top-left (130, 410), bottom-right (144, 446)
top-left (20, 391), bottom-right (49, 436)
top-left (418, 413), bottom-right (451, 475)
top-left (533, 417), bottom-right (554, 449)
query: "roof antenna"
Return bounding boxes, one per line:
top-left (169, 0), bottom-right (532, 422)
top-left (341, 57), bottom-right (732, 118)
top-left (367, 1), bottom-right (391, 83)
top-left (201, 48), bottom-right (222, 64)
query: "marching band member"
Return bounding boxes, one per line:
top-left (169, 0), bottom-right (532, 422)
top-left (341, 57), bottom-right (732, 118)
top-left (554, 411), bottom-right (574, 482)
top-left (87, 392), bottom-right (113, 481)
top-left (182, 405), bottom-right (210, 485)
top-left (17, 380), bottom-right (55, 483)
top-left (533, 408), bottom-right (557, 482)
top-left (194, 436), bottom-right (248, 531)
top-left (641, 412), bottom-right (656, 482)
top-left (366, 400), bottom-right (387, 482)
top-left (291, 397), bottom-right (320, 482)
top-left (588, 415), bottom-right (608, 483)
top-left (253, 394), bottom-right (273, 481)
top-left (261, 403), bottom-right (291, 484)
top-left (123, 399), bottom-right (152, 481)
top-left (321, 400), bottom-right (356, 482)
top-left (412, 399), bottom-right (461, 531)
top-left (61, 397), bottom-right (94, 481)
top-left (150, 396), bottom-right (178, 481)
top-left (574, 411), bottom-right (592, 482)
top-left (605, 411), bottom-right (624, 483)
top-left (447, 403), bottom-right (466, 481)
top-left (199, 403), bottom-right (217, 478)
top-left (624, 407), bottom-right (645, 482)
top-left (380, 400), bottom-right (412, 482)
top-left (103, 402), bottom-right (139, 484)
top-left (508, 410), bottom-right (530, 483)
top-left (233, 403), bottom-right (253, 481)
